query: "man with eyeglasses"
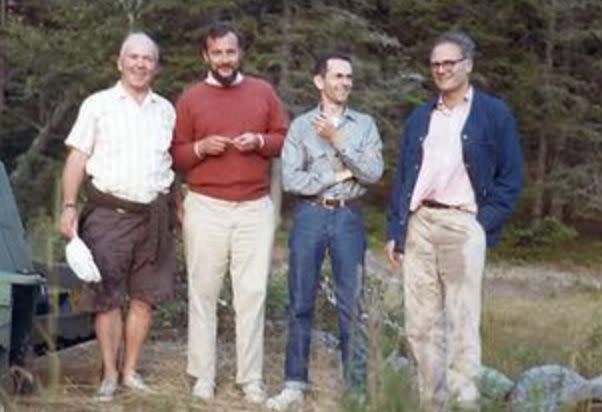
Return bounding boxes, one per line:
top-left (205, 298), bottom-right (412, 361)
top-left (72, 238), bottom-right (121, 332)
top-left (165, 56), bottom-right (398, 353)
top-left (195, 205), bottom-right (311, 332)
top-left (385, 31), bottom-right (522, 410)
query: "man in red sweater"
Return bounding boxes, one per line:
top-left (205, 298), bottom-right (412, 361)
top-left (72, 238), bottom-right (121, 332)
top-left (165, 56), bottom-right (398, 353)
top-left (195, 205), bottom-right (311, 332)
top-left (171, 22), bottom-right (288, 404)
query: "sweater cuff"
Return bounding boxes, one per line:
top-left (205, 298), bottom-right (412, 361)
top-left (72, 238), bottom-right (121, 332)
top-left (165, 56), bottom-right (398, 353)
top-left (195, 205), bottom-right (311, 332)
top-left (257, 133), bottom-right (265, 148)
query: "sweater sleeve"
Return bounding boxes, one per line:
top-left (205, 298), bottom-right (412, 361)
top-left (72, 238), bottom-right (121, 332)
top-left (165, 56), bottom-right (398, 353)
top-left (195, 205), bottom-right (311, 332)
top-left (257, 86), bottom-right (288, 157)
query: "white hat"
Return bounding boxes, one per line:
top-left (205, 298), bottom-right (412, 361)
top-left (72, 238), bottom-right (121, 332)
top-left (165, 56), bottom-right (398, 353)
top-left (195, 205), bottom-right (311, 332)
top-left (65, 235), bottom-right (102, 283)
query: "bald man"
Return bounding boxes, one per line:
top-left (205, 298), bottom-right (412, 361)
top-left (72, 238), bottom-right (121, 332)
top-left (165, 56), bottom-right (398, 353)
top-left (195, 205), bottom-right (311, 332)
top-left (59, 32), bottom-right (176, 402)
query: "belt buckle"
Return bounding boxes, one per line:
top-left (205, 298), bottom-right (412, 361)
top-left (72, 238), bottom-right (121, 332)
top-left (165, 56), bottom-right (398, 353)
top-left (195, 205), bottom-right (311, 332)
top-left (115, 207), bottom-right (127, 214)
top-left (321, 198), bottom-right (336, 209)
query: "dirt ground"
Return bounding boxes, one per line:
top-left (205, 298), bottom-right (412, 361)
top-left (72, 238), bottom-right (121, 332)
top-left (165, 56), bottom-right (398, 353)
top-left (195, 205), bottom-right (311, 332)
top-left (9, 321), bottom-right (342, 412)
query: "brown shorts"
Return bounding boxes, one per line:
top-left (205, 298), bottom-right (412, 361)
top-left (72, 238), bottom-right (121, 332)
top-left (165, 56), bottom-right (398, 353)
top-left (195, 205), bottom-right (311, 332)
top-left (78, 207), bottom-right (176, 313)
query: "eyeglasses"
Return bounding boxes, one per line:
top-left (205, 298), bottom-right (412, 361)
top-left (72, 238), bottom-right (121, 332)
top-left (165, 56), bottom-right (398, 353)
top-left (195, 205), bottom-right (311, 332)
top-left (430, 57), bottom-right (466, 71)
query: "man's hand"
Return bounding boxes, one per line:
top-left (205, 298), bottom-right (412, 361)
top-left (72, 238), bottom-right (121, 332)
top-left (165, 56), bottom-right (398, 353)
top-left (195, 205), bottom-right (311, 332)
top-left (232, 132), bottom-right (261, 152)
top-left (312, 114), bottom-right (337, 142)
top-left (335, 168), bottom-right (353, 183)
top-left (59, 148), bottom-right (87, 240)
top-left (59, 206), bottom-right (78, 239)
top-left (195, 135), bottom-right (230, 156)
top-left (385, 239), bottom-right (402, 268)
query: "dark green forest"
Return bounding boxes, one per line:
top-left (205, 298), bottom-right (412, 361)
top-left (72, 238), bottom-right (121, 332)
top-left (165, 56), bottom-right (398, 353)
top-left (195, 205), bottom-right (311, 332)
top-left (1, 0), bottom-right (601, 237)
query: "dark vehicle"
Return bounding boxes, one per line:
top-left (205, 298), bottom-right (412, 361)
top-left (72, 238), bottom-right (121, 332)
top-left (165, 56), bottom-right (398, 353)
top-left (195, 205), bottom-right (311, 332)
top-left (0, 161), bottom-right (93, 391)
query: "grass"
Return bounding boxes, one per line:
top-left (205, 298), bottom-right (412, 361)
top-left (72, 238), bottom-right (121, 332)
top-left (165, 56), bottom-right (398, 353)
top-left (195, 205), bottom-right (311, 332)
top-left (489, 237), bottom-right (602, 270)
top-left (482, 290), bottom-right (602, 379)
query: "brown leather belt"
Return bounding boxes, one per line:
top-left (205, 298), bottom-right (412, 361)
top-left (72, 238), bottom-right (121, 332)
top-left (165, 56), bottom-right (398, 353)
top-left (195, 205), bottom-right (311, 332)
top-left (304, 197), bottom-right (362, 209)
top-left (422, 199), bottom-right (453, 209)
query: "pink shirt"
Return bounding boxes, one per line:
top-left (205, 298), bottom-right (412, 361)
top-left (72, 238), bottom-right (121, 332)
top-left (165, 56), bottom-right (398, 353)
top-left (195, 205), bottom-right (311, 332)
top-left (410, 87), bottom-right (477, 213)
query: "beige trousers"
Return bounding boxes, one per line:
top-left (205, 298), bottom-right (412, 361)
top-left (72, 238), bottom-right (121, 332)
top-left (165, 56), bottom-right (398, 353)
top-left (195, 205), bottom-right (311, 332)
top-left (183, 192), bottom-right (274, 385)
top-left (403, 206), bottom-right (485, 411)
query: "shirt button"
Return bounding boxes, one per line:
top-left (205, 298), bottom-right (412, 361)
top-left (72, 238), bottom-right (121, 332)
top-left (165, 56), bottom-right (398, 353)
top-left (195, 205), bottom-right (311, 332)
top-left (463, 135), bottom-right (468, 140)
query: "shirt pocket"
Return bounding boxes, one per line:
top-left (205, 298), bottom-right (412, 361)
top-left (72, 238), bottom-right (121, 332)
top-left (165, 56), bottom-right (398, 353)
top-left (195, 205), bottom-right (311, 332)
top-left (304, 139), bottom-right (333, 171)
top-left (95, 108), bottom-right (127, 156)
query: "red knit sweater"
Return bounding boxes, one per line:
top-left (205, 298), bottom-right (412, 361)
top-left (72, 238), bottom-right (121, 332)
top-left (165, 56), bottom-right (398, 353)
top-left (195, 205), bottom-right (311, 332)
top-left (171, 77), bottom-right (288, 201)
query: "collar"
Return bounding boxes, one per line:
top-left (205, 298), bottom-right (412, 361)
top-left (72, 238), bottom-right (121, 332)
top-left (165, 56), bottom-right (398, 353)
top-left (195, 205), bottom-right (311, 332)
top-left (310, 105), bottom-right (359, 122)
top-left (436, 86), bottom-right (473, 112)
top-left (114, 81), bottom-right (158, 104)
top-left (205, 71), bottom-right (244, 87)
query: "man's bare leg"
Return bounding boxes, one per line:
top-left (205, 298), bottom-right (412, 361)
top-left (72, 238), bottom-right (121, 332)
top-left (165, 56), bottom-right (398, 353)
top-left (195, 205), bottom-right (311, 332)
top-left (122, 298), bottom-right (152, 376)
top-left (95, 308), bottom-right (123, 380)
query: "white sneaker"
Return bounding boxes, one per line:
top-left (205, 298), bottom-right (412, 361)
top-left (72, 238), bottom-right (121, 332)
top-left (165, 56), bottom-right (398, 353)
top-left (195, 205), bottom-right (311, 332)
top-left (265, 387), bottom-right (304, 411)
top-left (192, 379), bottom-right (214, 400)
top-left (242, 381), bottom-right (266, 403)
top-left (93, 376), bottom-right (118, 402)
top-left (123, 372), bottom-right (156, 394)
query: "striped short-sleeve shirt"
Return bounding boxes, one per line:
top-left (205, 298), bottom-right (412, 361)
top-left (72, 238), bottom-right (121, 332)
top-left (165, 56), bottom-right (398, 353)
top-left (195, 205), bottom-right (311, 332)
top-left (66, 81), bottom-right (175, 204)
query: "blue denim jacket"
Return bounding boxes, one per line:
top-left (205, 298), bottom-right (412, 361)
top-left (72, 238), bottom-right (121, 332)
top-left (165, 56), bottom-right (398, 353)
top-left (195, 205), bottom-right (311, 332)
top-left (386, 88), bottom-right (523, 252)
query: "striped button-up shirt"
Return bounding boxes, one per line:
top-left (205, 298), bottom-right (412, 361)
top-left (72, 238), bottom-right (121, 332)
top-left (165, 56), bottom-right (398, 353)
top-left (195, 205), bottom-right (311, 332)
top-left (66, 82), bottom-right (175, 204)
top-left (282, 106), bottom-right (383, 200)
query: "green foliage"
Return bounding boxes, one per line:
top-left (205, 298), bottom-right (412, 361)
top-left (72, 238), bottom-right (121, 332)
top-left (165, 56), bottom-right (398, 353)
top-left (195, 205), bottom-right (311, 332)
top-left (574, 311), bottom-right (602, 378)
top-left (339, 367), bottom-right (418, 412)
top-left (154, 288), bottom-right (187, 329)
top-left (266, 267), bottom-right (289, 318)
top-left (11, 155), bottom-right (62, 227)
top-left (506, 218), bottom-right (578, 248)
top-left (485, 218), bottom-right (602, 267)
top-left (362, 205), bottom-right (387, 249)
top-left (2, 0), bottom-right (601, 231)
top-left (26, 211), bottom-right (65, 264)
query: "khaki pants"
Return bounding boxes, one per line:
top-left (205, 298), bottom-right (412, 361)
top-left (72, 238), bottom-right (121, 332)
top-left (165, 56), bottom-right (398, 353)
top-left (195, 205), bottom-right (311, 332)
top-left (403, 206), bottom-right (485, 411)
top-left (183, 192), bottom-right (274, 385)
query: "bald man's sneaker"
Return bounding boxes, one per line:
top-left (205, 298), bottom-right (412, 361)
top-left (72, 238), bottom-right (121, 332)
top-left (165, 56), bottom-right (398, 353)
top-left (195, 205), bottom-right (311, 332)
top-left (93, 376), bottom-right (118, 402)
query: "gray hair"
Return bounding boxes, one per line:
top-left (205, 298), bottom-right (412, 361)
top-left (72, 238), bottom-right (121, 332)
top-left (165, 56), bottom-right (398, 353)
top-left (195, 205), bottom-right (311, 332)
top-left (432, 30), bottom-right (476, 59)
top-left (119, 32), bottom-right (159, 61)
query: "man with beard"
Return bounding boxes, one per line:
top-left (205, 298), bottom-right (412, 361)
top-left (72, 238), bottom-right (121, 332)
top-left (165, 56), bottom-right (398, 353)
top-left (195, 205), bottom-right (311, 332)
top-left (385, 31), bottom-right (522, 410)
top-left (171, 23), bottom-right (288, 403)
top-left (59, 32), bottom-right (176, 401)
top-left (266, 53), bottom-right (383, 411)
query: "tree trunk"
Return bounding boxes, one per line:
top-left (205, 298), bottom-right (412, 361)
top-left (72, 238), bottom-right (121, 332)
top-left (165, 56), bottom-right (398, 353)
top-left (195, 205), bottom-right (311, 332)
top-left (10, 95), bottom-right (75, 183)
top-left (0, 55), bottom-right (5, 116)
top-left (531, 2), bottom-right (557, 223)
top-left (269, 0), bottom-right (293, 229)
top-left (549, 134), bottom-right (567, 220)
top-left (531, 134), bottom-right (547, 223)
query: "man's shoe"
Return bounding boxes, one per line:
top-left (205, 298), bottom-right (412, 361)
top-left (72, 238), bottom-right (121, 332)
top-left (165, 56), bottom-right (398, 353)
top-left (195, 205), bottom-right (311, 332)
top-left (123, 372), bottom-right (155, 394)
top-left (242, 381), bottom-right (266, 403)
top-left (265, 387), bottom-right (304, 411)
top-left (192, 379), bottom-right (214, 400)
top-left (453, 399), bottom-right (480, 411)
top-left (93, 376), bottom-right (118, 402)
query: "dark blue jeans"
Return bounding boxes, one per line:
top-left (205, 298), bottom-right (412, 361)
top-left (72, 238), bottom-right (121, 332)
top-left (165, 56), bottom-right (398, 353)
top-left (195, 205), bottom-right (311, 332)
top-left (284, 201), bottom-right (367, 391)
